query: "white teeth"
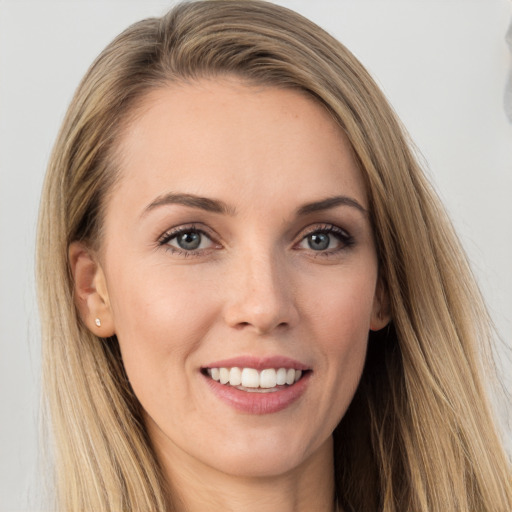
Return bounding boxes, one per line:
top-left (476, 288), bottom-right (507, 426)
top-left (206, 366), bottom-right (305, 389)
top-left (260, 369), bottom-right (277, 388)
top-left (229, 367), bottom-right (242, 386)
top-left (219, 367), bottom-right (230, 384)
top-left (276, 367), bottom-right (287, 385)
top-left (241, 368), bottom-right (260, 388)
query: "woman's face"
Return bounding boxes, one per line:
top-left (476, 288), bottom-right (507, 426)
top-left (92, 79), bottom-right (387, 479)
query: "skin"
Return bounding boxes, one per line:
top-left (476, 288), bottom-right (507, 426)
top-left (70, 78), bottom-right (389, 512)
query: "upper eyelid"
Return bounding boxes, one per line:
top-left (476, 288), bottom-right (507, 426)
top-left (158, 223), bottom-right (217, 244)
top-left (294, 223), bottom-right (351, 241)
top-left (301, 223), bottom-right (348, 234)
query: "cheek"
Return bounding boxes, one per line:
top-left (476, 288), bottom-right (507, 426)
top-left (318, 292), bottom-right (372, 384)
top-left (106, 265), bottom-right (220, 385)
top-left (305, 264), bottom-right (377, 343)
top-left (305, 266), bottom-right (376, 405)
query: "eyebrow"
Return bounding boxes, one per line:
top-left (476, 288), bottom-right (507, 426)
top-left (142, 192), bottom-right (236, 217)
top-left (141, 192), bottom-right (367, 218)
top-left (296, 196), bottom-right (368, 217)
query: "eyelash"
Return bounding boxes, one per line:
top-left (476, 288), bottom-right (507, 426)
top-left (157, 223), bottom-right (354, 257)
top-left (297, 224), bottom-right (355, 256)
top-left (157, 224), bottom-right (219, 258)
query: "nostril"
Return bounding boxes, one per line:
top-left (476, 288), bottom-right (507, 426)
top-left (233, 320), bottom-right (289, 333)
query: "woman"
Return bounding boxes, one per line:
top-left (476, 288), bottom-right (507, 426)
top-left (36, 1), bottom-right (512, 511)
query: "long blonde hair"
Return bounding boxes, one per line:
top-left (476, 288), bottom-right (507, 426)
top-left (37, 1), bottom-right (512, 510)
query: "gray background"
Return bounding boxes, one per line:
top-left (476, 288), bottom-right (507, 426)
top-left (1, 1), bottom-right (511, 510)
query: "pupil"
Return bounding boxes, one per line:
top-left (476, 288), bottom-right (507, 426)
top-left (308, 233), bottom-right (329, 250)
top-left (178, 231), bottom-right (201, 250)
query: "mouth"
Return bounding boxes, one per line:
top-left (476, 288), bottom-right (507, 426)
top-left (201, 366), bottom-right (307, 393)
top-left (200, 356), bottom-right (312, 414)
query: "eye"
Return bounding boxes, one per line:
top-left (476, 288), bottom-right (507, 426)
top-left (171, 230), bottom-right (206, 250)
top-left (305, 232), bottom-right (332, 251)
top-left (297, 225), bottom-right (353, 253)
top-left (159, 227), bottom-right (216, 253)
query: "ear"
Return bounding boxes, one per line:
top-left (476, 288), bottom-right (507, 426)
top-left (370, 277), bottom-right (391, 331)
top-left (69, 241), bottom-right (115, 337)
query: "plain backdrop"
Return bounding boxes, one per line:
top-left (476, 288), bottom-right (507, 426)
top-left (1, 1), bottom-right (511, 510)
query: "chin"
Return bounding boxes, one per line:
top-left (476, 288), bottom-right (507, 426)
top-left (202, 430), bottom-right (332, 479)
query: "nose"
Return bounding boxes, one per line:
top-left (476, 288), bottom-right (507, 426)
top-left (222, 250), bottom-right (299, 335)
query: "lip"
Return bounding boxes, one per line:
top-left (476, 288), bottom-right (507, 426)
top-left (203, 355), bottom-right (310, 371)
top-left (201, 355), bottom-right (312, 415)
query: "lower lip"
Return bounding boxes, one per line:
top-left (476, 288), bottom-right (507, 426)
top-left (202, 372), bottom-right (311, 414)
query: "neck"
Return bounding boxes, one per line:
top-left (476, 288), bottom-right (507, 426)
top-left (154, 434), bottom-right (336, 512)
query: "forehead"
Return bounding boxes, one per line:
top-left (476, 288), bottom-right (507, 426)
top-left (109, 78), bottom-right (367, 217)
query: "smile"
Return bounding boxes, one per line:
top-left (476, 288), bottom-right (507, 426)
top-left (201, 356), bottom-right (311, 414)
top-left (204, 367), bottom-right (303, 391)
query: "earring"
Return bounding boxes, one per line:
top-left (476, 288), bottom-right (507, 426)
top-left (95, 318), bottom-right (101, 327)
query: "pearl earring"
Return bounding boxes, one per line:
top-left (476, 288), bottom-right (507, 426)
top-left (95, 318), bottom-right (101, 327)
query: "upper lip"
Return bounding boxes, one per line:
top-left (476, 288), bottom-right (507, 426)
top-left (203, 355), bottom-right (310, 371)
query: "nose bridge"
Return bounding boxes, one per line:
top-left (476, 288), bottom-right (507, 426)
top-left (223, 244), bottom-right (297, 333)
